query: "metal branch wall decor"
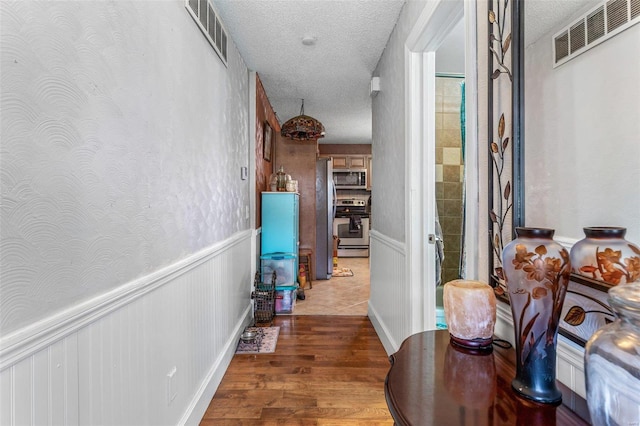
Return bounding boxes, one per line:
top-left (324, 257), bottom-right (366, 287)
top-left (487, 0), bottom-right (524, 300)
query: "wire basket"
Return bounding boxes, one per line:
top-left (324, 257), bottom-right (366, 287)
top-left (252, 271), bottom-right (276, 325)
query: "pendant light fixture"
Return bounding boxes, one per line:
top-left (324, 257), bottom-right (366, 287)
top-left (280, 99), bottom-right (325, 141)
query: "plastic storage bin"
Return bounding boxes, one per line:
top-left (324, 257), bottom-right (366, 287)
top-left (261, 253), bottom-right (296, 286)
top-left (275, 285), bottom-right (298, 314)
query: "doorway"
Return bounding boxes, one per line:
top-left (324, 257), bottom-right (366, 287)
top-left (434, 74), bottom-right (465, 287)
top-left (406, 1), bottom-right (479, 332)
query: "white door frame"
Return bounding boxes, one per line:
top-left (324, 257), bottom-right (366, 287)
top-left (405, 0), bottom-right (478, 333)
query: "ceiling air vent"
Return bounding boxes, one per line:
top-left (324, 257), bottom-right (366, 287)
top-left (552, 0), bottom-right (640, 67)
top-left (185, 0), bottom-right (228, 66)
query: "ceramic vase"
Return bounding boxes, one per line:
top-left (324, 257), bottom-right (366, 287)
top-left (585, 282), bottom-right (640, 425)
top-left (501, 227), bottom-right (571, 404)
top-left (570, 227), bottom-right (640, 285)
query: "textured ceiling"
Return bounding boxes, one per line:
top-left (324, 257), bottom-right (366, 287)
top-left (525, 0), bottom-right (600, 46)
top-left (214, 0), bottom-right (405, 144)
top-left (214, 0), bottom-right (598, 145)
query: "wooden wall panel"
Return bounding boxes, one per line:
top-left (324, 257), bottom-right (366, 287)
top-left (318, 144), bottom-right (372, 155)
top-left (274, 135), bottom-right (318, 252)
top-left (255, 75), bottom-right (280, 228)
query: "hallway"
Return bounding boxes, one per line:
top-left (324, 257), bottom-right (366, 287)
top-left (200, 315), bottom-right (393, 425)
top-left (294, 257), bottom-right (370, 316)
top-left (200, 259), bottom-right (382, 424)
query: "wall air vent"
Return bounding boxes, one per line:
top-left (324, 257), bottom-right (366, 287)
top-left (185, 0), bottom-right (228, 66)
top-left (607, 0), bottom-right (629, 31)
top-left (552, 0), bottom-right (640, 67)
top-left (632, 0), bottom-right (640, 19)
top-left (587, 7), bottom-right (606, 44)
top-left (570, 21), bottom-right (586, 53)
top-left (555, 31), bottom-right (569, 62)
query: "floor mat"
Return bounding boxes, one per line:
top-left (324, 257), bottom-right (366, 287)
top-left (332, 268), bottom-right (354, 277)
top-left (235, 326), bottom-right (280, 354)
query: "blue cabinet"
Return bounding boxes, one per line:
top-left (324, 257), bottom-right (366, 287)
top-left (261, 192), bottom-right (299, 279)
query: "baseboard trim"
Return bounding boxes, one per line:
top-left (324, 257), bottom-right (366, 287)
top-left (368, 303), bottom-right (399, 356)
top-left (1, 229), bottom-right (253, 370)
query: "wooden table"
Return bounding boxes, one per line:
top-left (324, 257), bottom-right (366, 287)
top-left (385, 330), bottom-right (591, 425)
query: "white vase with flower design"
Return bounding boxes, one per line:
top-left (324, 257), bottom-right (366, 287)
top-left (570, 227), bottom-right (640, 286)
top-left (501, 227), bottom-right (572, 404)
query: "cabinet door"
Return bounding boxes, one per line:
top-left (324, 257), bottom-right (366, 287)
top-left (261, 192), bottom-right (299, 255)
top-left (349, 156), bottom-right (366, 168)
top-left (332, 156), bottom-right (348, 168)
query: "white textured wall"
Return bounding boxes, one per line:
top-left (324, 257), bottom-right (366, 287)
top-left (525, 22), bottom-right (640, 244)
top-left (369, 0), bottom-right (428, 354)
top-left (0, 0), bottom-right (250, 335)
top-left (372, 0), bottom-right (427, 242)
top-left (1, 1), bottom-right (253, 423)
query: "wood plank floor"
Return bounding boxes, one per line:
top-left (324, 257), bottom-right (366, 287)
top-left (200, 315), bottom-right (394, 425)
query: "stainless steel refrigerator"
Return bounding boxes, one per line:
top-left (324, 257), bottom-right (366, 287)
top-left (315, 158), bottom-right (335, 280)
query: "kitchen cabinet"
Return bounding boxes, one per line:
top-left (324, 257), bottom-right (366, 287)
top-left (331, 155), bottom-right (366, 169)
top-left (320, 153), bottom-right (373, 190)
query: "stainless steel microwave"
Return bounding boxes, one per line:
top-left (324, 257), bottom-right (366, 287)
top-left (333, 169), bottom-right (367, 189)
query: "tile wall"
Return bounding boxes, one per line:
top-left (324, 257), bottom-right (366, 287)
top-left (435, 77), bottom-right (465, 285)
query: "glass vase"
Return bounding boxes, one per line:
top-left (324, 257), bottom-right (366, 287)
top-left (501, 227), bottom-right (571, 404)
top-left (570, 227), bottom-right (640, 285)
top-left (585, 282), bottom-right (640, 425)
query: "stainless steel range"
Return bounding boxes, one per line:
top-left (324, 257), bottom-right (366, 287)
top-left (333, 198), bottom-right (369, 257)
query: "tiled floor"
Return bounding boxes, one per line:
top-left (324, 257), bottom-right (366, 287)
top-left (293, 257), bottom-right (370, 316)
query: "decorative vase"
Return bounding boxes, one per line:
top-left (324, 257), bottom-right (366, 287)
top-left (570, 227), bottom-right (640, 285)
top-left (443, 280), bottom-right (497, 350)
top-left (501, 227), bottom-right (571, 404)
top-left (585, 282), bottom-right (640, 425)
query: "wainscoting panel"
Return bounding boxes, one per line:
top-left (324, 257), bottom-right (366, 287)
top-left (0, 230), bottom-right (253, 426)
top-left (0, 334), bottom-right (80, 425)
top-left (368, 230), bottom-right (408, 355)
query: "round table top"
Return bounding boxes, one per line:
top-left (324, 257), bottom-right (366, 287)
top-left (384, 329), bottom-right (591, 426)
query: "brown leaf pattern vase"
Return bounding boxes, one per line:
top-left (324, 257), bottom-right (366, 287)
top-left (570, 227), bottom-right (640, 286)
top-left (502, 227), bottom-right (571, 404)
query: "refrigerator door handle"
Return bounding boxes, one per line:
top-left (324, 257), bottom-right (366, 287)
top-left (331, 180), bottom-right (337, 219)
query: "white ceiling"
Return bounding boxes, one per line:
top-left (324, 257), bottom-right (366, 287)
top-left (214, 0), bottom-right (404, 144)
top-left (214, 0), bottom-right (598, 145)
top-left (525, 0), bottom-right (600, 46)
